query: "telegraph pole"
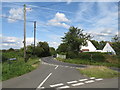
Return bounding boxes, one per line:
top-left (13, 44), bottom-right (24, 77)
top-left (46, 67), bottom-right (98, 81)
top-left (34, 21), bottom-right (36, 54)
top-left (23, 4), bottom-right (27, 62)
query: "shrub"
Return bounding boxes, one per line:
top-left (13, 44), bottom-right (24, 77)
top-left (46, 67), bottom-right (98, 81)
top-left (66, 51), bottom-right (78, 59)
top-left (78, 52), bottom-right (105, 62)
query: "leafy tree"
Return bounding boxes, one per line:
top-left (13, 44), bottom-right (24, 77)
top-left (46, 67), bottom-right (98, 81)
top-left (49, 47), bottom-right (56, 55)
top-left (99, 41), bottom-right (107, 50)
top-left (56, 43), bottom-right (68, 54)
top-left (62, 26), bottom-right (91, 53)
top-left (90, 40), bottom-right (100, 49)
top-left (8, 48), bottom-right (14, 52)
top-left (111, 35), bottom-right (120, 55)
top-left (35, 42), bottom-right (50, 57)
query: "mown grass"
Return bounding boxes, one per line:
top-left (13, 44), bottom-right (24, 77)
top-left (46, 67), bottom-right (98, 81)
top-left (2, 57), bottom-right (40, 81)
top-left (78, 66), bottom-right (120, 78)
top-left (56, 58), bottom-right (120, 68)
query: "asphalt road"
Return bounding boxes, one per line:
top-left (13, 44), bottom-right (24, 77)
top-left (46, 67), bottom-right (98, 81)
top-left (2, 57), bottom-right (119, 89)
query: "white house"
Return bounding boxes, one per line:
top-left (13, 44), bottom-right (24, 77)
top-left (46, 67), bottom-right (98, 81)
top-left (80, 40), bottom-right (96, 52)
top-left (102, 43), bottom-right (116, 55)
top-left (80, 40), bottom-right (116, 55)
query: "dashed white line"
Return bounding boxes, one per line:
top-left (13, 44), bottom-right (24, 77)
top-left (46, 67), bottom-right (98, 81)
top-left (72, 82), bottom-right (84, 86)
top-left (41, 87), bottom-right (45, 89)
top-left (55, 65), bottom-right (59, 69)
top-left (79, 79), bottom-right (88, 81)
top-left (95, 78), bottom-right (103, 81)
top-left (67, 80), bottom-right (78, 84)
top-left (50, 83), bottom-right (64, 87)
top-left (57, 85), bottom-right (70, 89)
top-left (37, 73), bottom-right (52, 88)
top-left (85, 80), bottom-right (95, 83)
top-left (90, 77), bottom-right (95, 79)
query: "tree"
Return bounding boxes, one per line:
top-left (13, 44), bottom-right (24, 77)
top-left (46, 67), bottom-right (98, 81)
top-left (99, 41), bottom-right (107, 50)
top-left (35, 42), bottom-right (51, 57)
top-left (111, 35), bottom-right (120, 55)
top-left (8, 48), bottom-right (14, 51)
top-left (49, 47), bottom-right (56, 55)
top-left (56, 43), bottom-right (68, 54)
top-left (62, 26), bottom-right (91, 53)
top-left (90, 40), bottom-right (100, 49)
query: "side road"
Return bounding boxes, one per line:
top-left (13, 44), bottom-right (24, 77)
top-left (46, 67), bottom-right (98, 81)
top-left (41, 56), bottom-right (120, 72)
top-left (2, 57), bottom-right (119, 89)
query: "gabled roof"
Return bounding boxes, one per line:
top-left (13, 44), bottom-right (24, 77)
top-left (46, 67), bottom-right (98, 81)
top-left (80, 40), bottom-right (96, 51)
top-left (103, 42), bottom-right (116, 55)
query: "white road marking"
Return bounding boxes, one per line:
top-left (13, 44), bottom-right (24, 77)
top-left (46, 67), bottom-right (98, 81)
top-left (79, 79), bottom-right (88, 81)
top-left (72, 82), bottom-right (84, 86)
top-left (55, 65), bottom-right (59, 69)
top-left (58, 85), bottom-right (70, 89)
top-left (41, 87), bottom-right (45, 89)
top-left (50, 83), bottom-right (64, 87)
top-left (37, 73), bottom-right (52, 88)
top-left (90, 77), bottom-right (95, 79)
top-left (85, 80), bottom-right (95, 83)
top-left (67, 80), bottom-right (78, 84)
top-left (95, 78), bottom-right (103, 81)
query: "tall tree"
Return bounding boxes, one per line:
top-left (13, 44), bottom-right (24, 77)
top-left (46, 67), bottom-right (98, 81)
top-left (56, 43), bottom-right (68, 54)
top-left (62, 26), bottom-right (91, 53)
top-left (90, 40), bottom-right (100, 49)
top-left (49, 47), bottom-right (56, 55)
top-left (111, 35), bottom-right (120, 55)
top-left (99, 41), bottom-right (107, 50)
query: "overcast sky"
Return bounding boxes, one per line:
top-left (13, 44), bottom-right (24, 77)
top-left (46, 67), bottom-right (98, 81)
top-left (1, 1), bottom-right (118, 49)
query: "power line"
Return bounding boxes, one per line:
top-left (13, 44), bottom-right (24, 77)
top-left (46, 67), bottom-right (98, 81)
top-left (27, 4), bottom-right (74, 14)
top-left (1, 15), bottom-right (34, 22)
top-left (6, 2), bottom-right (75, 14)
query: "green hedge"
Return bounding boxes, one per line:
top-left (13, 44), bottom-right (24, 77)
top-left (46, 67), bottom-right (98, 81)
top-left (66, 51), bottom-right (78, 59)
top-left (66, 51), bottom-right (105, 62)
top-left (78, 52), bottom-right (105, 62)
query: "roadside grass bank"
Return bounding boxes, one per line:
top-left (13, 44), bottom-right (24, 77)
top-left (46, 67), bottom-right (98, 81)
top-left (56, 58), bottom-right (120, 68)
top-left (2, 57), bottom-right (40, 81)
top-left (78, 66), bottom-right (120, 78)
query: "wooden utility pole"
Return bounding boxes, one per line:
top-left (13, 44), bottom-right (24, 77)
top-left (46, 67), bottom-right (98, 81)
top-left (34, 21), bottom-right (36, 54)
top-left (23, 4), bottom-right (27, 62)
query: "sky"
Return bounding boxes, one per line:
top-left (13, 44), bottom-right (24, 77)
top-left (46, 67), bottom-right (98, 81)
top-left (1, 1), bottom-right (119, 49)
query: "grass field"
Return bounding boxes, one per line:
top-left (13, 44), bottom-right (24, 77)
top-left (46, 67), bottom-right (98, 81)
top-left (56, 58), bottom-right (120, 68)
top-left (2, 57), bottom-right (40, 81)
top-left (78, 66), bottom-right (120, 78)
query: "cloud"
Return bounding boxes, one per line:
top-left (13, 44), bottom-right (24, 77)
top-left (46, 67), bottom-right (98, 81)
top-left (48, 41), bottom-right (60, 49)
top-left (8, 8), bottom-right (23, 22)
top-left (47, 12), bottom-right (70, 29)
top-left (74, 2), bottom-right (118, 41)
top-left (1, 35), bottom-right (39, 49)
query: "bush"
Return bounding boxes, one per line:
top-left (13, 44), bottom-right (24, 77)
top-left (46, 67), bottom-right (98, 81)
top-left (66, 51), bottom-right (78, 59)
top-left (78, 52), bottom-right (105, 62)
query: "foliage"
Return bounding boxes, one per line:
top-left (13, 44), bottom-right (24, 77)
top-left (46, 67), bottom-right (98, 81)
top-left (66, 51), bottom-right (78, 59)
top-left (79, 66), bottom-right (120, 78)
top-left (90, 40), bottom-right (100, 49)
top-left (56, 43), bottom-right (68, 54)
top-left (2, 57), bottom-right (39, 81)
top-left (62, 26), bottom-right (91, 53)
top-left (56, 55), bottom-right (120, 68)
top-left (35, 42), bottom-right (51, 57)
top-left (49, 47), bottom-right (56, 55)
top-left (112, 42), bottom-right (120, 55)
top-left (8, 48), bottom-right (15, 52)
top-left (99, 41), bottom-right (107, 50)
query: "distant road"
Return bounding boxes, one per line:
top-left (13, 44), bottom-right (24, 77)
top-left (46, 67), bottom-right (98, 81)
top-left (2, 57), bottom-right (119, 89)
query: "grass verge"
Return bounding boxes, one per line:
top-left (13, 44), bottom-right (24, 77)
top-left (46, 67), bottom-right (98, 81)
top-left (2, 57), bottom-right (40, 81)
top-left (56, 58), bottom-right (120, 68)
top-left (78, 66), bottom-right (120, 78)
